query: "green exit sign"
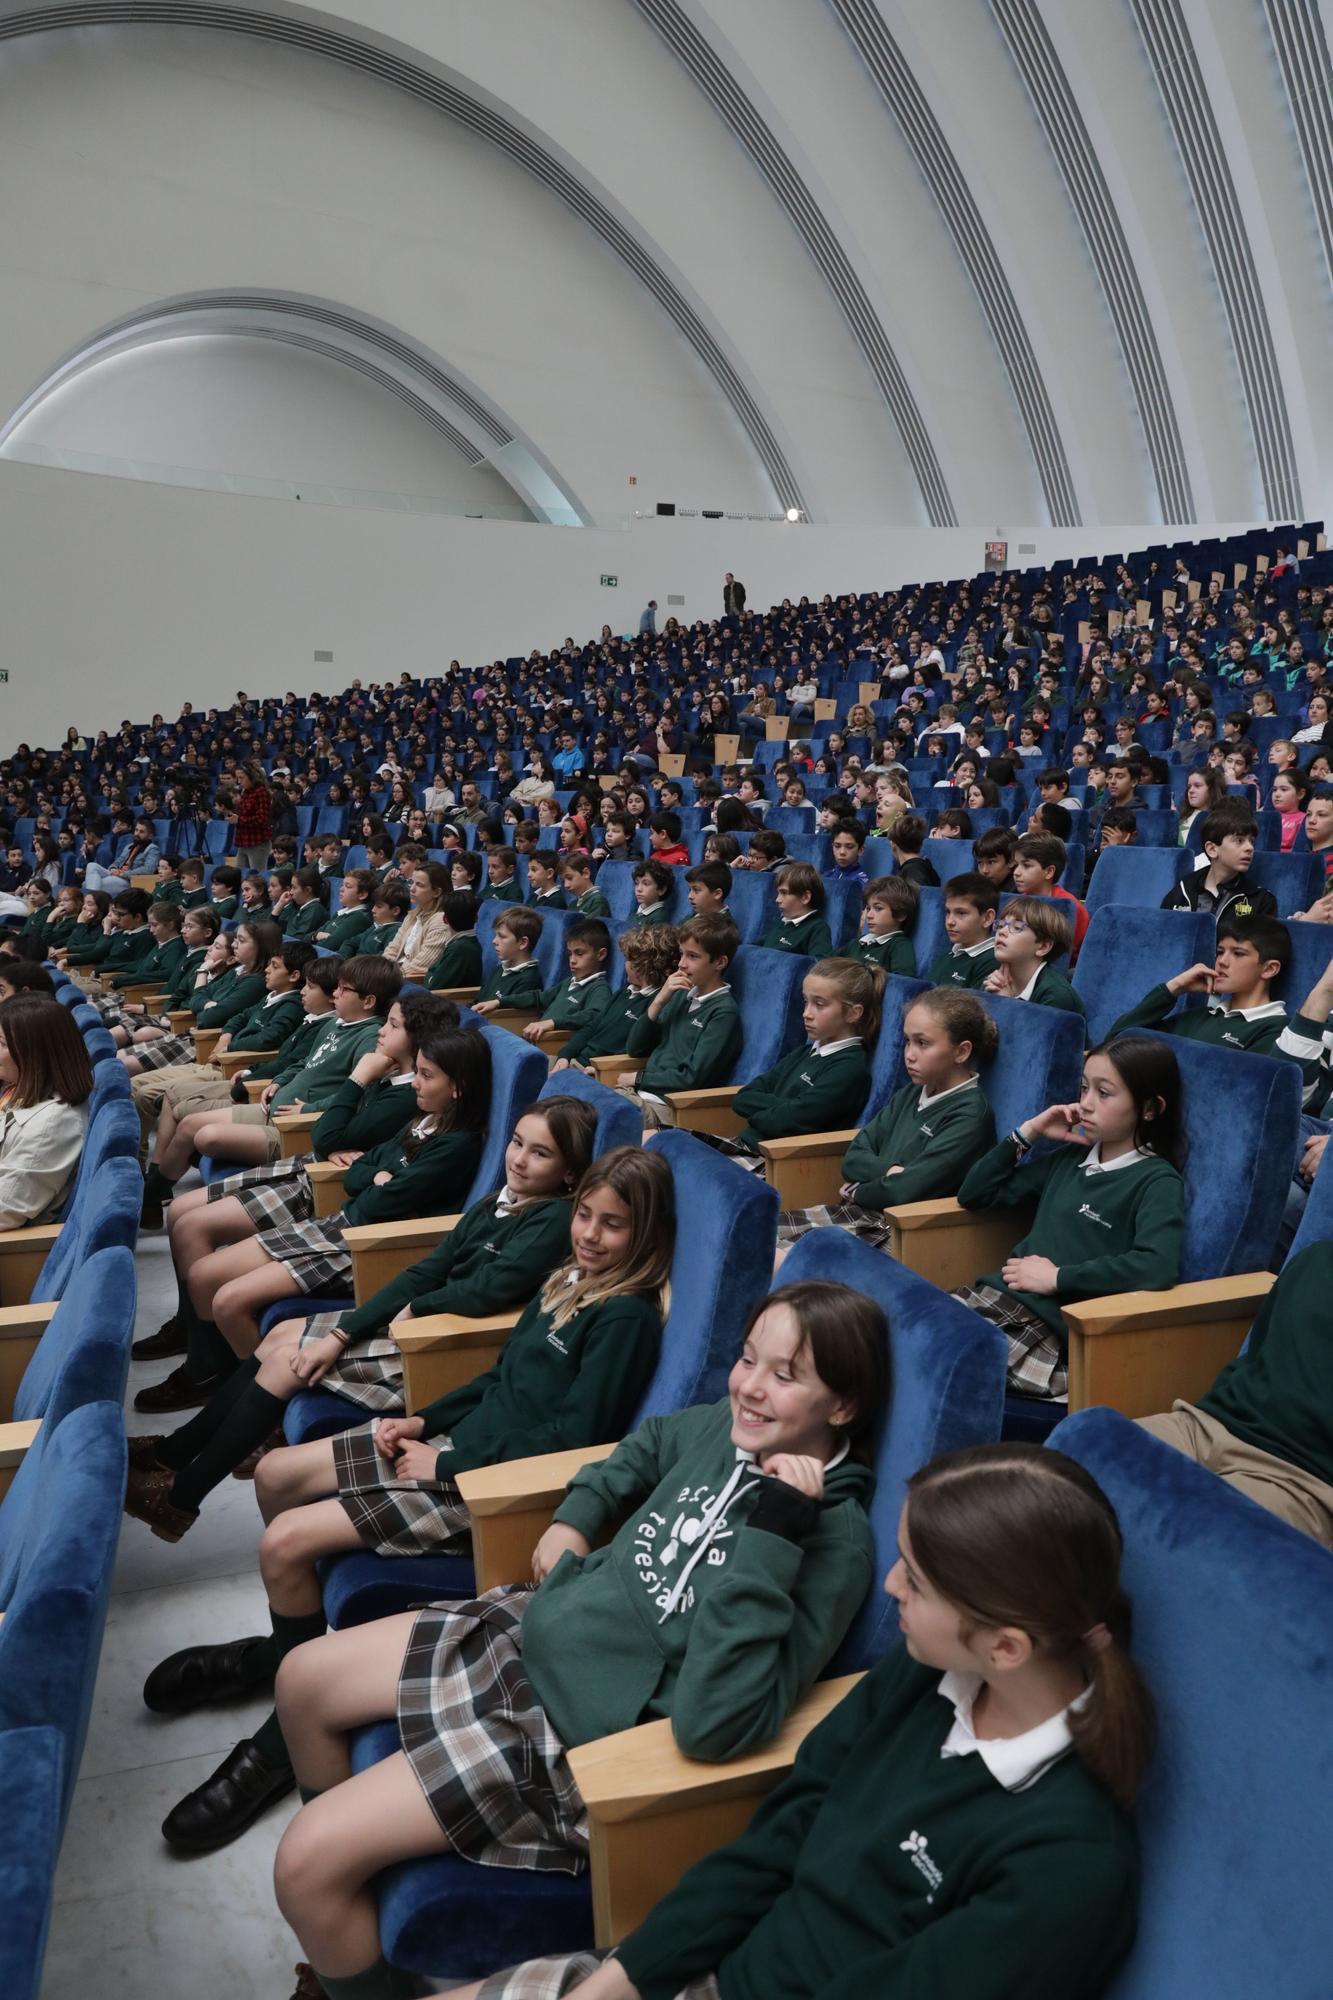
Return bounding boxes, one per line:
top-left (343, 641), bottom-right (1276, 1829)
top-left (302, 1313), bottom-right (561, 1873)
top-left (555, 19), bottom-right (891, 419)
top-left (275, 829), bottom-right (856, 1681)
top-left (600, 573), bottom-right (618, 587)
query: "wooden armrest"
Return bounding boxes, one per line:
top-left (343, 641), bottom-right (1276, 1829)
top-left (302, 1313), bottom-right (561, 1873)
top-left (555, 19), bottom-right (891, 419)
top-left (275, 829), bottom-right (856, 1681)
top-left (275, 1111), bottom-right (321, 1153)
top-left (570, 1673), bottom-right (864, 1946)
top-left (880, 1197), bottom-right (1033, 1292)
top-left (431, 986), bottom-right (480, 1003)
top-left (0, 1300), bottom-right (59, 1424)
top-left (589, 1053), bottom-right (636, 1082)
top-left (216, 1047), bottom-right (275, 1078)
top-left (759, 1129), bottom-right (858, 1209)
top-left (663, 1085), bottom-right (743, 1138)
top-left (114, 980), bottom-right (162, 1002)
top-left (393, 1307), bottom-right (521, 1407)
top-left (0, 1227), bottom-right (62, 1310)
top-left (192, 1028), bottom-right (224, 1062)
top-left (305, 1160), bottom-right (349, 1219)
top-left (1063, 1271), bottom-right (1276, 1417)
top-left (129, 873), bottom-right (158, 893)
top-left (0, 1417), bottom-right (42, 1502)
top-left (243, 1079), bottom-right (270, 1102)
top-left (138, 992), bottom-right (170, 1011)
top-left (485, 1006), bottom-right (542, 1035)
top-left (457, 1443), bottom-right (618, 1592)
top-left (165, 1010), bottom-right (193, 1031)
top-left (342, 1213), bottom-right (461, 1304)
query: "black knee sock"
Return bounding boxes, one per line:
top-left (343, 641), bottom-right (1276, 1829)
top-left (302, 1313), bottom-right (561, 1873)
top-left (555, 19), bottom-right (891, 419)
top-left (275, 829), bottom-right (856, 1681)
top-left (315, 1958), bottom-right (416, 2000)
top-left (184, 1300), bottom-right (239, 1384)
top-left (145, 1160), bottom-right (177, 1195)
top-left (169, 1380), bottom-right (288, 1512)
top-left (156, 1358), bottom-right (261, 1469)
top-left (249, 1605), bottom-right (328, 1769)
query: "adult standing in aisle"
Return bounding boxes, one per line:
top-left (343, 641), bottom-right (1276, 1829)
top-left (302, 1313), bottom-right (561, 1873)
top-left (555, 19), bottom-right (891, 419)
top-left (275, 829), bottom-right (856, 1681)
top-left (235, 761), bottom-right (272, 872)
top-left (724, 571), bottom-right (747, 618)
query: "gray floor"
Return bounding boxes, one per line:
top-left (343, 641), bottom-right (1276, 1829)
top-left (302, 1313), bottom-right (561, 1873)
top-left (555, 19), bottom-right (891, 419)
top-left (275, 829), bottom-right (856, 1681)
top-left (42, 1228), bottom-right (305, 1997)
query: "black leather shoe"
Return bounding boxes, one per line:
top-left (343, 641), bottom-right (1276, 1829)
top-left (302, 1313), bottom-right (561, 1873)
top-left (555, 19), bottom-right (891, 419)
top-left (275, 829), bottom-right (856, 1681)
top-left (131, 1318), bottom-right (188, 1361)
top-left (143, 1636), bottom-right (274, 1715)
top-left (161, 1739), bottom-right (295, 1853)
top-left (133, 1366), bottom-right (225, 1415)
top-left (140, 1182), bottom-right (166, 1231)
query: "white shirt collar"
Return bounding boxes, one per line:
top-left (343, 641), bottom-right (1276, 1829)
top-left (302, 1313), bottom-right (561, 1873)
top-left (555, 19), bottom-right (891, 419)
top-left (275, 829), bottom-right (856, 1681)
top-left (688, 983), bottom-right (730, 1011)
top-left (1206, 996), bottom-right (1286, 1022)
top-left (1016, 964), bottom-right (1046, 1001)
top-left (494, 1183), bottom-right (535, 1217)
top-left (936, 1672), bottom-right (1083, 1793)
top-left (568, 971), bottom-right (606, 988)
top-left (812, 1036), bottom-right (862, 1058)
top-left (389, 1068), bottom-right (416, 1087)
top-left (952, 937), bottom-right (994, 959)
top-left (783, 907), bottom-right (815, 924)
top-left (500, 960), bottom-right (535, 977)
top-left (637, 901), bottom-right (664, 916)
top-left (1080, 1143), bottom-right (1155, 1175)
top-left (917, 1074), bottom-right (980, 1110)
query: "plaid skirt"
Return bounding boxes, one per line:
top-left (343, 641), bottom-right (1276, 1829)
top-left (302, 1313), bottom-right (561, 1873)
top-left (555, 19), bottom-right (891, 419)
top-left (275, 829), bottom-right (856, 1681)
top-left (258, 1209), bottom-right (352, 1294)
top-left (477, 1957), bottom-right (719, 2000)
top-left (398, 1586), bottom-right (589, 1872)
top-left (132, 1032), bottom-right (194, 1070)
top-left (334, 1419), bottom-right (467, 1553)
top-left (776, 1201), bottom-right (893, 1250)
top-left (953, 1280), bottom-right (1068, 1400)
top-left (298, 1313), bottom-right (405, 1415)
top-left (207, 1158), bottom-right (314, 1231)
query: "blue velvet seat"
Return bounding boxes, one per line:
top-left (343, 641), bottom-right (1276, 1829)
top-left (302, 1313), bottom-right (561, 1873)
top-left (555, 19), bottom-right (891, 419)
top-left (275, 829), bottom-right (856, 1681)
top-left (972, 989), bottom-right (1086, 1131)
top-left (361, 1219), bottom-right (1008, 1984)
top-left (723, 870), bottom-right (777, 944)
top-left (702, 945), bottom-right (808, 1088)
top-left (1277, 918), bottom-right (1333, 1015)
top-left (0, 1402), bottom-right (125, 1831)
top-left (33, 1125), bottom-right (141, 1305)
top-left (9, 1245), bottom-right (136, 1430)
top-left (322, 1129), bottom-right (779, 1629)
top-left (910, 886), bottom-right (947, 976)
top-left (1247, 848), bottom-right (1325, 918)
top-left (921, 837), bottom-right (975, 884)
top-left (588, 859), bottom-right (637, 925)
top-left (1049, 1409), bottom-right (1333, 2000)
top-left (1084, 845), bottom-right (1186, 914)
top-left (1072, 907), bottom-right (1216, 1045)
top-left (852, 974), bottom-right (929, 1121)
top-left (0, 1724), bottom-right (63, 2000)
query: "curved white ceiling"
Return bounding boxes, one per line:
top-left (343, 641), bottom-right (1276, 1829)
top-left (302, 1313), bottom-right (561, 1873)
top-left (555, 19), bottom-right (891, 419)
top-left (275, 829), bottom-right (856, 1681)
top-left (0, 0), bottom-right (1329, 531)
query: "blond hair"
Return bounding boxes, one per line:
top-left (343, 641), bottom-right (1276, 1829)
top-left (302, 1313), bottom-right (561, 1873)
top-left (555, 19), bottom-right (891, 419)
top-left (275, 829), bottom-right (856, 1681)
top-left (540, 1146), bottom-right (675, 1331)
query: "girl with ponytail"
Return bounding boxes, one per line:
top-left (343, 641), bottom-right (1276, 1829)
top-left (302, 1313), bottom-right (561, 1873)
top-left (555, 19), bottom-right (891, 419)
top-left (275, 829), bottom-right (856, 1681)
top-left (442, 1441), bottom-right (1153, 2000)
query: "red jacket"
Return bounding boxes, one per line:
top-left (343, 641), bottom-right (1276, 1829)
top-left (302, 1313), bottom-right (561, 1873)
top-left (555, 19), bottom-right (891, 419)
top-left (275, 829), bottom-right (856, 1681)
top-left (235, 784), bottom-right (271, 845)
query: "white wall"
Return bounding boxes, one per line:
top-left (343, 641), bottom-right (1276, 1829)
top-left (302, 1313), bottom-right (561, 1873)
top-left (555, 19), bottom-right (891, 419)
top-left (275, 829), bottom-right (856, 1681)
top-left (0, 457), bottom-right (1258, 748)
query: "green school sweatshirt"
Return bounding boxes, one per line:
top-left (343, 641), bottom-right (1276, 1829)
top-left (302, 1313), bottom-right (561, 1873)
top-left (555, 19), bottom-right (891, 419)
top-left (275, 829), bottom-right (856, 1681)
top-left (849, 931), bottom-right (916, 975)
top-left (761, 915), bottom-right (833, 957)
top-left (560, 986), bottom-right (655, 1063)
top-left (270, 1014), bottom-right (384, 1110)
top-left (616, 1644), bottom-right (1138, 2000)
top-left (110, 933), bottom-right (185, 990)
top-left (181, 887), bottom-right (210, 910)
top-left (334, 1190), bottom-right (573, 1344)
top-left (195, 968), bottom-right (265, 1030)
top-left (841, 1080), bottom-right (996, 1209)
top-left (40, 915), bottom-right (77, 952)
top-left (733, 1042), bottom-right (869, 1148)
top-left (413, 1283), bottom-right (661, 1480)
top-left (315, 907), bottom-right (372, 954)
top-left (479, 876), bottom-right (523, 904)
top-left (75, 923), bottom-right (156, 971)
top-left (243, 1008), bottom-right (328, 1082)
top-left (629, 904), bottom-right (672, 928)
top-left (425, 933), bottom-right (483, 990)
top-left (17, 908), bottom-right (53, 953)
top-left (1026, 963), bottom-right (1086, 1018)
top-left (282, 897), bottom-right (326, 940)
top-left (151, 879), bottom-right (183, 906)
top-left (210, 894), bottom-right (240, 920)
top-left (59, 919), bottom-right (108, 964)
top-left (1108, 984), bottom-right (1320, 1090)
top-left (337, 1121), bottom-right (483, 1229)
top-left (529, 886), bottom-right (569, 911)
top-left (1197, 1241), bottom-right (1333, 1486)
top-left (928, 942), bottom-right (997, 990)
top-left (574, 888), bottom-right (612, 917)
top-left (525, 1398), bottom-right (876, 1758)
top-left (477, 960), bottom-right (544, 1006)
top-left (538, 970), bottom-right (614, 1030)
top-left (161, 945), bottom-right (208, 1006)
top-left (309, 1071), bottom-right (423, 1157)
top-left (958, 1135), bottom-right (1184, 1337)
top-left (219, 988), bottom-right (304, 1053)
top-left (345, 918), bottom-right (401, 958)
top-left (627, 986), bottom-right (743, 1092)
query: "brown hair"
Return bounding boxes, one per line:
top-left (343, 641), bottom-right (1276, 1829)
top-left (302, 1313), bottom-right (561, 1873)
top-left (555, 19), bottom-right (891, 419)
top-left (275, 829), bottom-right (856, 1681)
top-left (0, 994), bottom-right (94, 1108)
top-left (864, 873), bottom-right (918, 929)
top-left (807, 957), bottom-right (885, 1046)
top-left (619, 924), bottom-right (682, 986)
top-left (541, 1144), bottom-right (675, 1330)
top-left (905, 1443), bottom-right (1156, 1807)
top-left (512, 1093), bottom-right (598, 1190)
top-left (910, 988), bottom-right (999, 1063)
top-left (942, 871), bottom-right (1000, 916)
top-left (776, 860), bottom-right (826, 911)
top-left (746, 1279), bottom-right (889, 1461)
top-left (678, 911), bottom-right (741, 963)
top-left (235, 918), bottom-right (283, 969)
top-left (1014, 831), bottom-right (1067, 876)
top-left (336, 953), bottom-right (403, 1015)
top-left (998, 895), bottom-right (1073, 960)
top-left (496, 906), bottom-right (543, 948)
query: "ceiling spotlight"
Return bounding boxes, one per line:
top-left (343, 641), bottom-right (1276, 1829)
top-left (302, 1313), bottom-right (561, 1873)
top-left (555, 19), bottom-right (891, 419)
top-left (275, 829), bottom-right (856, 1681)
top-left (785, 506), bottom-right (801, 522)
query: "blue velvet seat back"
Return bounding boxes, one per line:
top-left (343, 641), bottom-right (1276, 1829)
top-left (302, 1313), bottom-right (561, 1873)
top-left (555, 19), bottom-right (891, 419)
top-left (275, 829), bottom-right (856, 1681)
top-left (1084, 845), bottom-right (1186, 915)
top-left (0, 1402), bottom-right (125, 1829)
top-left (35, 1148), bottom-right (141, 1304)
top-left (12, 1244), bottom-right (136, 1431)
top-left (536, 1066), bottom-right (641, 1159)
top-left (723, 946), bottom-right (809, 1085)
top-left (910, 887), bottom-right (947, 977)
top-left (1049, 1410), bottom-right (1333, 2000)
top-left (70, 1004), bottom-right (101, 1036)
top-left (1073, 907), bottom-right (1216, 1046)
top-left (779, 1232), bottom-right (1007, 1671)
top-left (972, 989), bottom-right (1086, 1135)
top-left (469, 1026), bottom-right (548, 1204)
top-left (589, 858), bottom-right (636, 925)
top-left (921, 838), bottom-right (975, 884)
top-left (1275, 917), bottom-right (1333, 1013)
top-left (858, 975), bottom-right (928, 1121)
top-left (1247, 848), bottom-right (1324, 918)
top-left (1168, 1039), bottom-right (1301, 1278)
top-left (530, 909), bottom-right (579, 989)
top-left (83, 1026), bottom-right (119, 1065)
top-left (1287, 1136), bottom-right (1333, 1259)
top-left (823, 878), bottom-right (863, 951)
top-left (0, 1724), bottom-right (62, 2000)
top-left (724, 870), bottom-right (778, 945)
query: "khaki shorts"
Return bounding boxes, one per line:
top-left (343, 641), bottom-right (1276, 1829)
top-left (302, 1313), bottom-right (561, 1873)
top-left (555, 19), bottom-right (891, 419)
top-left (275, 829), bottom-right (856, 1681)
top-left (1138, 1402), bottom-right (1333, 1547)
top-left (614, 1085), bottom-right (677, 1130)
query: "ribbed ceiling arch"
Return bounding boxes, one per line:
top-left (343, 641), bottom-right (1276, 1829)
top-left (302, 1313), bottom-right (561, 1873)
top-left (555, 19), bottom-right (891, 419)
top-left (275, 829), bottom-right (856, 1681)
top-left (827, 0), bottom-right (1081, 529)
top-left (0, 0), bottom-right (810, 517)
top-left (630, 0), bottom-right (956, 528)
top-left (1262, 0), bottom-right (1333, 297)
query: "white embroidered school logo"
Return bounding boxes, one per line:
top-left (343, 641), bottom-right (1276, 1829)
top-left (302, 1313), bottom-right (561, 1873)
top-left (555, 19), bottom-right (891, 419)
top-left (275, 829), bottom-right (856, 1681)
top-left (1077, 1202), bottom-right (1112, 1228)
top-left (546, 1330), bottom-right (568, 1354)
top-left (900, 1830), bottom-right (943, 1893)
top-left (1221, 1032), bottom-right (1242, 1047)
top-left (920, 1122), bottom-right (934, 1137)
top-left (799, 1071), bottom-right (814, 1088)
